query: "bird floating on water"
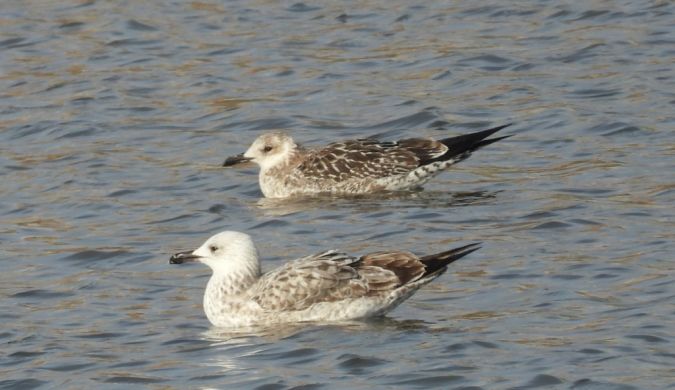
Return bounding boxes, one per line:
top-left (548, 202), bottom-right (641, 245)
top-left (170, 231), bottom-right (480, 327)
top-left (223, 124), bottom-right (511, 198)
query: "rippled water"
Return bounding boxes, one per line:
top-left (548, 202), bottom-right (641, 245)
top-left (2, 0), bottom-right (674, 388)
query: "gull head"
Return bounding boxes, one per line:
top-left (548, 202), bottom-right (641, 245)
top-left (170, 231), bottom-right (260, 276)
top-left (223, 132), bottom-right (297, 171)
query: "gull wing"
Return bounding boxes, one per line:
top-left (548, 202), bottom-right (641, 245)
top-left (293, 124), bottom-right (511, 183)
top-left (294, 139), bottom-right (448, 182)
top-left (248, 247), bottom-right (472, 313)
top-left (249, 250), bottom-right (376, 311)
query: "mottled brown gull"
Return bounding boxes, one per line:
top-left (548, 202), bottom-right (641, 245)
top-left (170, 231), bottom-right (480, 328)
top-left (223, 124), bottom-right (511, 198)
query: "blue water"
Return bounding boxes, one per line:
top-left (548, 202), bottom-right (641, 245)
top-left (1, 1), bottom-right (674, 388)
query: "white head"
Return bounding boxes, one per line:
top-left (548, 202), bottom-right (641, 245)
top-left (223, 132), bottom-right (297, 171)
top-left (170, 231), bottom-right (260, 278)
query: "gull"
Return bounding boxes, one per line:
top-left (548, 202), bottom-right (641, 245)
top-left (170, 231), bottom-right (480, 327)
top-left (223, 124), bottom-right (511, 198)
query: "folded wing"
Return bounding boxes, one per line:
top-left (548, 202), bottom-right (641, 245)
top-left (296, 139), bottom-right (448, 182)
top-left (249, 250), bottom-right (431, 311)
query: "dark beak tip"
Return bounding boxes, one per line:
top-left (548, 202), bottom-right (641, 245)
top-left (170, 251), bottom-right (199, 265)
top-left (223, 154), bottom-right (252, 167)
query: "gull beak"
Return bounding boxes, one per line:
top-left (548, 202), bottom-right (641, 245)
top-left (223, 153), bottom-right (253, 167)
top-left (169, 250), bottom-right (202, 264)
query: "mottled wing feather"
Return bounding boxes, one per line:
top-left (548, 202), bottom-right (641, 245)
top-left (353, 266), bottom-right (400, 292)
top-left (250, 251), bottom-right (370, 311)
top-left (295, 138), bottom-right (447, 182)
top-left (359, 251), bottom-right (426, 285)
top-left (397, 139), bottom-right (449, 165)
top-left (249, 250), bottom-right (432, 312)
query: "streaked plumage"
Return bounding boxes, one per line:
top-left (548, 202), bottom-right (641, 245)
top-left (170, 231), bottom-right (480, 327)
top-left (223, 124), bottom-right (511, 198)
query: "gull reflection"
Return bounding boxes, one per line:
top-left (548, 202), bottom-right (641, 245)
top-left (253, 190), bottom-right (501, 217)
top-left (201, 316), bottom-right (442, 344)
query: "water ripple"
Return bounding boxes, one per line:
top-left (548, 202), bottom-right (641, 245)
top-left (1, 0), bottom-right (673, 388)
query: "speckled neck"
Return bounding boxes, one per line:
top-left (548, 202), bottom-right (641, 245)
top-left (259, 148), bottom-right (305, 197)
top-left (203, 270), bottom-right (259, 326)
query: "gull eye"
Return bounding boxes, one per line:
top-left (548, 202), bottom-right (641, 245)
top-left (209, 245), bottom-right (217, 253)
top-left (262, 145), bottom-right (273, 153)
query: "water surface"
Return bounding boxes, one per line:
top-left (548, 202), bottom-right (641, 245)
top-left (1, 1), bottom-right (674, 388)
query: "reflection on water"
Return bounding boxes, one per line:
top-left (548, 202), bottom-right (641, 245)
top-left (1, 0), bottom-right (674, 389)
top-left (253, 190), bottom-right (500, 216)
top-left (202, 317), bottom-right (436, 344)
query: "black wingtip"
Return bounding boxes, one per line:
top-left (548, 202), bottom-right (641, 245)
top-left (420, 242), bottom-right (482, 276)
top-left (437, 242), bottom-right (482, 260)
top-left (452, 123), bottom-right (513, 142)
top-left (432, 124), bottom-right (512, 163)
top-left (484, 123), bottom-right (513, 134)
top-left (472, 134), bottom-right (513, 150)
